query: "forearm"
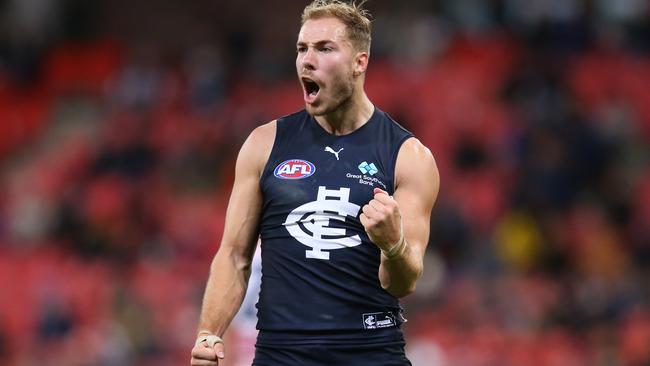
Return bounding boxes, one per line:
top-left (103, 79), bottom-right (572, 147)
top-left (378, 240), bottom-right (423, 298)
top-left (197, 248), bottom-right (251, 336)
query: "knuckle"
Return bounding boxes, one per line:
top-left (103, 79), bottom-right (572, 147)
top-left (376, 209), bottom-right (387, 219)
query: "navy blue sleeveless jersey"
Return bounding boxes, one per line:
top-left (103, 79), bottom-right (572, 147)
top-left (256, 107), bottom-right (413, 344)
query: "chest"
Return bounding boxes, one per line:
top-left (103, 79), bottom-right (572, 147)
top-left (265, 139), bottom-right (393, 210)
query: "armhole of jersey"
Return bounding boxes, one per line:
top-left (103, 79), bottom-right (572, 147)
top-left (259, 119), bottom-right (282, 184)
top-left (391, 134), bottom-right (415, 192)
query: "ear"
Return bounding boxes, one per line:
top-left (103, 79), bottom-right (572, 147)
top-left (353, 52), bottom-right (369, 77)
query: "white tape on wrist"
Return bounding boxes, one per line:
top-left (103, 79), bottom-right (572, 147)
top-left (195, 334), bottom-right (224, 348)
top-left (382, 222), bottom-right (406, 259)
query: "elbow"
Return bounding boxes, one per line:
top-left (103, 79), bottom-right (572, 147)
top-left (210, 246), bottom-right (252, 275)
top-left (383, 276), bottom-right (420, 298)
top-left (389, 284), bottom-right (417, 298)
top-left (391, 266), bottom-right (423, 298)
top-left (380, 259), bottom-right (424, 298)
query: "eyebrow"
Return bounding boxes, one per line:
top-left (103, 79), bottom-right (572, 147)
top-left (296, 40), bottom-right (335, 47)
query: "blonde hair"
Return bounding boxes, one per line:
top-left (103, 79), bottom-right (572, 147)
top-left (301, 0), bottom-right (372, 53)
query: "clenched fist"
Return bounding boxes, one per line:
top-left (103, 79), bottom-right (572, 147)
top-left (360, 188), bottom-right (403, 252)
top-left (190, 333), bottom-right (225, 366)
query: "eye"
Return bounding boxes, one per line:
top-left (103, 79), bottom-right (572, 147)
top-left (297, 46), bottom-right (307, 53)
top-left (320, 47), bottom-right (333, 53)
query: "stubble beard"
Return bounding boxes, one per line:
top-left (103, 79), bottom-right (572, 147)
top-left (306, 73), bottom-right (355, 117)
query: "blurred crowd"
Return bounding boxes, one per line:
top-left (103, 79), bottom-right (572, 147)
top-left (1, 0), bottom-right (650, 365)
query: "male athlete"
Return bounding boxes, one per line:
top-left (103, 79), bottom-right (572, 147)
top-left (191, 1), bottom-right (439, 365)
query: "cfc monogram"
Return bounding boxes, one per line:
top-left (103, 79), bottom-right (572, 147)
top-left (283, 186), bottom-right (361, 260)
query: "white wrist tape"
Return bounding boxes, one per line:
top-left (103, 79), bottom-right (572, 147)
top-left (195, 334), bottom-right (224, 348)
top-left (382, 222), bottom-right (406, 259)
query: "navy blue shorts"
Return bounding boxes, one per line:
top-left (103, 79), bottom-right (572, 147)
top-left (253, 342), bottom-right (412, 366)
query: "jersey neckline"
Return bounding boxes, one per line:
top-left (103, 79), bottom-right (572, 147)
top-left (309, 107), bottom-right (380, 138)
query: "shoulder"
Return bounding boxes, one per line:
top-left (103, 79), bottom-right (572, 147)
top-left (238, 109), bottom-right (308, 174)
top-left (238, 120), bottom-right (277, 175)
top-left (246, 120), bottom-right (277, 147)
top-left (395, 137), bottom-right (439, 192)
top-left (398, 137), bottom-right (434, 161)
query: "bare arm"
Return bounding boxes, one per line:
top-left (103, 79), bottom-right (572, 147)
top-left (191, 121), bottom-right (275, 365)
top-left (360, 138), bottom-right (439, 298)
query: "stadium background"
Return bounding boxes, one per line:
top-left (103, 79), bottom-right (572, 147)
top-left (1, 0), bottom-right (650, 365)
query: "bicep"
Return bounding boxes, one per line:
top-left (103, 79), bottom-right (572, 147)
top-left (219, 122), bottom-right (276, 263)
top-left (219, 163), bottom-right (262, 264)
top-left (393, 138), bottom-right (440, 255)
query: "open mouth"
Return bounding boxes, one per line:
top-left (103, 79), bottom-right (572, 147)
top-left (301, 77), bottom-right (321, 102)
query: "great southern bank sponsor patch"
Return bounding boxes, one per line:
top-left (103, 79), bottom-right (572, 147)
top-left (274, 159), bottom-right (316, 179)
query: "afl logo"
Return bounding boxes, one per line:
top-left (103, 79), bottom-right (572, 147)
top-left (274, 159), bottom-right (316, 179)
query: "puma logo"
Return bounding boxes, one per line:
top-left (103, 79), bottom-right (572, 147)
top-left (324, 146), bottom-right (344, 161)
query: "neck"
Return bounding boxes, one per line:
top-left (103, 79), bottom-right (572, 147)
top-left (315, 92), bottom-right (374, 136)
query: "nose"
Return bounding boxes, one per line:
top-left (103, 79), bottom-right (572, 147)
top-left (300, 48), bottom-right (316, 71)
